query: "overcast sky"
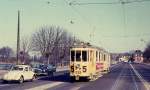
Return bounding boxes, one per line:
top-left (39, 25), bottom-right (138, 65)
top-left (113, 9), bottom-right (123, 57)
top-left (0, 0), bottom-right (150, 53)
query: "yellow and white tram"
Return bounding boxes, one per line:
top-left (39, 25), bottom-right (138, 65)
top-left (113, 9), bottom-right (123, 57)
top-left (70, 43), bottom-right (110, 81)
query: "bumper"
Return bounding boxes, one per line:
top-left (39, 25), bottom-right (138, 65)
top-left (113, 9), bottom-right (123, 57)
top-left (2, 76), bottom-right (20, 81)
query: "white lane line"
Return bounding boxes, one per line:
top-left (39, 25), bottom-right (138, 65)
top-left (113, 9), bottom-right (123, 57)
top-left (70, 83), bottom-right (88, 90)
top-left (130, 64), bottom-right (150, 90)
top-left (26, 82), bottom-right (64, 90)
top-left (110, 65), bottom-right (125, 90)
top-left (129, 68), bottom-right (139, 90)
top-left (70, 86), bottom-right (81, 90)
top-left (0, 84), bottom-right (10, 87)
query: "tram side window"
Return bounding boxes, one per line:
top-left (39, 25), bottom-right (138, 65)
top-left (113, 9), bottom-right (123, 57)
top-left (76, 51), bottom-right (81, 61)
top-left (99, 52), bottom-right (101, 61)
top-left (96, 51), bottom-right (98, 61)
top-left (82, 51), bottom-right (87, 62)
top-left (71, 51), bottom-right (75, 61)
top-left (104, 54), bottom-right (106, 61)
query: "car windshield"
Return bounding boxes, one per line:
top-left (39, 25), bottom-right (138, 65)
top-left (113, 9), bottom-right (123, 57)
top-left (47, 65), bottom-right (53, 69)
top-left (31, 64), bottom-right (40, 68)
top-left (11, 66), bottom-right (24, 71)
top-left (39, 65), bottom-right (47, 69)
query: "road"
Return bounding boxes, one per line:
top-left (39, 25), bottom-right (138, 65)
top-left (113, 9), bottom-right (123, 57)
top-left (0, 62), bottom-right (150, 90)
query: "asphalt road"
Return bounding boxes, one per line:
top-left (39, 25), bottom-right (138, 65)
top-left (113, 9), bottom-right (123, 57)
top-left (0, 62), bottom-right (150, 90)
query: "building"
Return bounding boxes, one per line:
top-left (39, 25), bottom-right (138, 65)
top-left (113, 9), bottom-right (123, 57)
top-left (133, 50), bottom-right (143, 63)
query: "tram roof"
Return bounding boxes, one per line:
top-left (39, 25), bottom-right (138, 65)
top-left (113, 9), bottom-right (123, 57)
top-left (71, 42), bottom-right (108, 53)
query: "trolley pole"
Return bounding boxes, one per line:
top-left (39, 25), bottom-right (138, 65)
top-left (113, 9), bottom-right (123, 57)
top-left (16, 10), bottom-right (20, 64)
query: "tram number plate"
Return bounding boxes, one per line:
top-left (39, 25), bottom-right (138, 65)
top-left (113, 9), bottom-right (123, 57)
top-left (83, 66), bottom-right (87, 72)
top-left (75, 71), bottom-right (81, 74)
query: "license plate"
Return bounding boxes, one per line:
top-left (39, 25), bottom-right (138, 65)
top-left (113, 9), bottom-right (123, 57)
top-left (75, 71), bottom-right (81, 74)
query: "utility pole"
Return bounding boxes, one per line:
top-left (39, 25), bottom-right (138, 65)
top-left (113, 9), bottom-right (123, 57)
top-left (16, 10), bottom-right (20, 64)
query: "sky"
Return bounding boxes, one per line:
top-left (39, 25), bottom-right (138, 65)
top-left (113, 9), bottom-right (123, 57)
top-left (0, 0), bottom-right (150, 53)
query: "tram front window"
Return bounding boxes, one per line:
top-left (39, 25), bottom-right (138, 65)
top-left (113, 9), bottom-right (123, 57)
top-left (71, 51), bottom-right (75, 61)
top-left (82, 51), bottom-right (87, 62)
top-left (76, 51), bottom-right (81, 61)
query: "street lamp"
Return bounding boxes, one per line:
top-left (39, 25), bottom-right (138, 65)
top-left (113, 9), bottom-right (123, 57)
top-left (16, 10), bottom-right (20, 64)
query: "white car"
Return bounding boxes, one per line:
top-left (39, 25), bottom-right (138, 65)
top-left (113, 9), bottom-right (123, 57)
top-left (2, 65), bottom-right (36, 83)
top-left (0, 64), bottom-right (13, 80)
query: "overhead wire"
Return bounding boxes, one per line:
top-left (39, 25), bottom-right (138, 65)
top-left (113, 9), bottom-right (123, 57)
top-left (68, 0), bottom-right (150, 38)
top-left (69, 0), bottom-right (150, 5)
top-left (63, 0), bottom-right (96, 42)
top-left (123, 0), bottom-right (150, 3)
top-left (64, 0), bottom-right (93, 27)
top-left (69, 2), bottom-right (120, 5)
top-left (101, 33), bottom-right (150, 38)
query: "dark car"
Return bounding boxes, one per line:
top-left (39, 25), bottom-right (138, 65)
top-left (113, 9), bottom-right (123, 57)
top-left (31, 64), bottom-right (47, 76)
top-left (31, 64), bottom-right (56, 76)
top-left (46, 64), bottom-right (56, 76)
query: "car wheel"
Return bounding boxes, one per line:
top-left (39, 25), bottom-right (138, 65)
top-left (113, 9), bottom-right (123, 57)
top-left (48, 71), bottom-right (53, 77)
top-left (19, 76), bottom-right (24, 84)
top-left (2, 80), bottom-right (8, 84)
top-left (31, 75), bottom-right (36, 81)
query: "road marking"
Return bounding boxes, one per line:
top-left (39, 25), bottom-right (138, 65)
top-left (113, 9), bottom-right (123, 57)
top-left (130, 64), bottom-right (150, 90)
top-left (0, 84), bottom-right (10, 87)
top-left (70, 83), bottom-right (88, 90)
top-left (129, 68), bottom-right (139, 90)
top-left (26, 82), bottom-right (64, 90)
top-left (110, 64), bottom-right (125, 90)
top-left (70, 86), bottom-right (81, 90)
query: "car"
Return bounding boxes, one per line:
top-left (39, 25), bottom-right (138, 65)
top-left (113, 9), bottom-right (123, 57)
top-left (31, 64), bottom-right (47, 76)
top-left (0, 64), bottom-right (14, 80)
top-left (33, 67), bottom-right (44, 76)
top-left (46, 64), bottom-right (56, 76)
top-left (2, 65), bottom-right (36, 83)
top-left (31, 64), bottom-right (56, 76)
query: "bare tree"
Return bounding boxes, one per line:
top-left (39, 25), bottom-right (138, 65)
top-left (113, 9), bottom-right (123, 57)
top-left (0, 46), bottom-right (14, 62)
top-left (57, 32), bottom-right (74, 61)
top-left (20, 36), bottom-right (32, 64)
top-left (32, 25), bottom-right (75, 65)
top-left (143, 42), bottom-right (150, 62)
top-left (21, 36), bottom-right (32, 53)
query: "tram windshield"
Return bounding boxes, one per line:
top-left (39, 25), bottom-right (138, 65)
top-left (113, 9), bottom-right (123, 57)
top-left (71, 50), bottom-right (88, 62)
top-left (76, 51), bottom-right (81, 61)
top-left (82, 51), bottom-right (87, 62)
top-left (71, 51), bottom-right (75, 61)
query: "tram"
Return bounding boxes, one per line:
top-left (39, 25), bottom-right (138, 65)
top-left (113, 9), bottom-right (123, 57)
top-left (70, 42), bottom-right (111, 81)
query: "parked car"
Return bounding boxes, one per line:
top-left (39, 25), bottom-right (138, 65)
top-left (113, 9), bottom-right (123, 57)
top-left (32, 64), bottom-right (47, 76)
top-left (0, 64), bottom-right (13, 80)
top-left (46, 64), bottom-right (56, 76)
top-left (2, 65), bottom-right (36, 83)
top-left (31, 64), bottom-right (56, 76)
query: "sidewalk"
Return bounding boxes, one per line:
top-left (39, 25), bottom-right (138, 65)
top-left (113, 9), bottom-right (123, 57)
top-left (56, 66), bottom-right (69, 72)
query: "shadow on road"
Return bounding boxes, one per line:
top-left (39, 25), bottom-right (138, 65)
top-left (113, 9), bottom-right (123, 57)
top-left (38, 73), bottom-right (71, 82)
top-left (38, 73), bottom-right (90, 83)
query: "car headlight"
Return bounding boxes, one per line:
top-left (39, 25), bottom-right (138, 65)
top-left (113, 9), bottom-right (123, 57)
top-left (2, 73), bottom-right (8, 79)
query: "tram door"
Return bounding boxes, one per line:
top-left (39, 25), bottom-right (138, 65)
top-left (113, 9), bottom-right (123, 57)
top-left (89, 50), bottom-right (95, 75)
